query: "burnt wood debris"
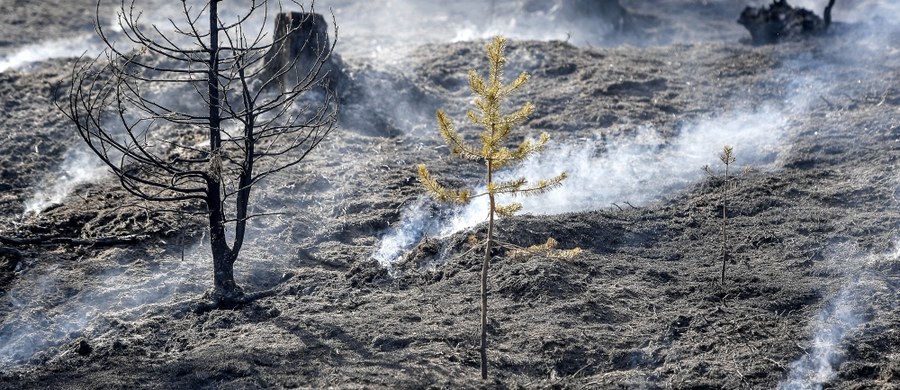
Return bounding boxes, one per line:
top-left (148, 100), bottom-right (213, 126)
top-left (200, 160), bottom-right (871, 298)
top-left (738, 0), bottom-right (836, 44)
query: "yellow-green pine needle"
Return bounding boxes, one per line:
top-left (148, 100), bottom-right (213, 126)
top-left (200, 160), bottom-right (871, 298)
top-left (469, 70), bottom-right (487, 96)
top-left (531, 237), bottom-right (558, 251)
top-left (495, 202), bottom-right (523, 217)
top-left (515, 171), bottom-right (568, 197)
top-left (549, 247), bottom-right (583, 259)
top-left (501, 72), bottom-right (530, 97)
top-left (491, 177), bottom-right (528, 195)
top-left (437, 111), bottom-right (481, 160)
top-left (417, 164), bottom-right (470, 204)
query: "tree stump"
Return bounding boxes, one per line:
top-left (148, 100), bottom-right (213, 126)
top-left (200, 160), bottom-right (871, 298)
top-left (260, 12), bottom-right (337, 89)
top-left (738, 0), bottom-right (829, 45)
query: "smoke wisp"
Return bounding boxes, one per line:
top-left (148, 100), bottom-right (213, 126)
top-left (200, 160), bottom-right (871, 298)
top-left (0, 35), bottom-right (98, 73)
top-left (0, 243), bottom-right (208, 370)
top-left (23, 146), bottom-right (109, 216)
top-left (779, 282), bottom-right (864, 390)
top-left (778, 241), bottom-right (900, 389)
top-left (371, 197), bottom-right (443, 267)
top-left (446, 106), bottom-right (789, 233)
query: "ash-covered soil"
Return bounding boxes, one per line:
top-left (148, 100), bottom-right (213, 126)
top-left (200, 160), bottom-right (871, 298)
top-left (1, 1), bottom-right (899, 389)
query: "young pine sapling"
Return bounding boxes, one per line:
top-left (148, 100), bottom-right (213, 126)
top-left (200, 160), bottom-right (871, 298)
top-left (417, 36), bottom-right (569, 380)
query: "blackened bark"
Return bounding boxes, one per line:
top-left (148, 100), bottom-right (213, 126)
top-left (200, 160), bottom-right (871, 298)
top-left (824, 0), bottom-right (836, 30)
top-left (207, 0), bottom-right (241, 302)
top-left (231, 68), bottom-right (255, 259)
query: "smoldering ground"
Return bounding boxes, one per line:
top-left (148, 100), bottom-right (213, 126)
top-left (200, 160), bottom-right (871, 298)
top-left (0, 0), bottom-right (899, 388)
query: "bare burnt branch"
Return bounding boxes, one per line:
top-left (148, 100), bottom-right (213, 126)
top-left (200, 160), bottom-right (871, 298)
top-left (63, 0), bottom-right (337, 304)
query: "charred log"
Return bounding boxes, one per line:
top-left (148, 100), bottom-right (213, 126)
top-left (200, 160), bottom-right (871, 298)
top-left (738, 0), bottom-right (829, 45)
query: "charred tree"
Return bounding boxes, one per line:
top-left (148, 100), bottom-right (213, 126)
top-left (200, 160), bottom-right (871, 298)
top-left (62, 1), bottom-right (337, 308)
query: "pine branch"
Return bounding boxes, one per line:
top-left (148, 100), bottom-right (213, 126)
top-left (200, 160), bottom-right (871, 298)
top-left (468, 70), bottom-right (487, 96)
top-left (500, 72), bottom-right (530, 97)
top-left (508, 237), bottom-right (582, 259)
top-left (438, 111), bottom-right (482, 160)
top-left (417, 164), bottom-right (471, 204)
top-left (514, 171), bottom-right (568, 197)
top-left (495, 202), bottom-right (523, 217)
top-left (489, 178), bottom-right (527, 194)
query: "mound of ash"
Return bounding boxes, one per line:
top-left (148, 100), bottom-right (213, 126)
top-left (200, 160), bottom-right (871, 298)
top-left (738, 0), bottom-right (836, 44)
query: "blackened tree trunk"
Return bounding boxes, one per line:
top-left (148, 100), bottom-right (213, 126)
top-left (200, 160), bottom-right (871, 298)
top-left (206, 0), bottom-right (234, 302)
top-left (824, 0), bottom-right (836, 30)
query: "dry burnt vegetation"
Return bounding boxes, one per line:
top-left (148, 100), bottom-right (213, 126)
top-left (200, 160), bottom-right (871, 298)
top-left (1, 1), bottom-right (899, 389)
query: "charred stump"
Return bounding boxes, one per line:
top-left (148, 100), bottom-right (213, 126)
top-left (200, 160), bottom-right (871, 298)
top-left (738, 0), bottom-right (830, 45)
top-left (260, 12), bottom-right (344, 90)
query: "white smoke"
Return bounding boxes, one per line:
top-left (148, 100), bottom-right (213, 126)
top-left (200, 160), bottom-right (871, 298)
top-left (0, 242), bottom-right (208, 370)
top-left (778, 241), bottom-right (900, 389)
top-left (0, 1), bottom-right (287, 74)
top-left (331, 0), bottom-right (621, 62)
top-left (23, 146), bottom-right (109, 216)
top-left (779, 282), bottom-right (864, 390)
top-left (371, 197), bottom-right (442, 267)
top-left (372, 104), bottom-right (791, 266)
top-left (445, 106), bottom-right (789, 233)
top-left (0, 34), bottom-right (98, 73)
top-left (787, 0), bottom-right (900, 24)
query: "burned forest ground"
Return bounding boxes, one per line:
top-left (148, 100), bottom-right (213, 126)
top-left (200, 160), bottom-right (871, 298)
top-left (1, 0), bottom-right (899, 389)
